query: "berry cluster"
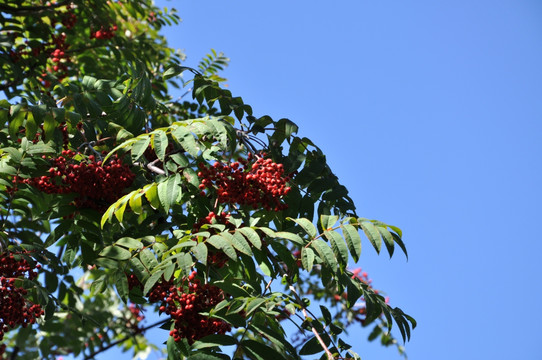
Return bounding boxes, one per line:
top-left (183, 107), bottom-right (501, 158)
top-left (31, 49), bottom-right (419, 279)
top-left (90, 25), bottom-right (118, 40)
top-left (61, 11), bottom-right (77, 29)
top-left (0, 253), bottom-right (43, 346)
top-left (129, 272), bottom-right (230, 344)
top-left (198, 153), bottom-right (292, 211)
top-left (13, 151), bottom-right (135, 211)
top-left (36, 33), bottom-right (71, 87)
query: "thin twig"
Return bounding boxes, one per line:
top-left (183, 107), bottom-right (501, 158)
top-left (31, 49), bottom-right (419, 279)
top-left (83, 318), bottom-right (169, 360)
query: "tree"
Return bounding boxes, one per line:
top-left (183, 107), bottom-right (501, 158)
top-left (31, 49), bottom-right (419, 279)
top-left (0, 1), bottom-right (415, 359)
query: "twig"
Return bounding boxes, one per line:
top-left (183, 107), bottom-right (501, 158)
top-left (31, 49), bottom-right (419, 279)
top-left (83, 318), bottom-right (169, 360)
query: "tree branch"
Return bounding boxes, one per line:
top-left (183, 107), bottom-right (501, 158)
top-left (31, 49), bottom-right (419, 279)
top-left (83, 318), bottom-right (169, 360)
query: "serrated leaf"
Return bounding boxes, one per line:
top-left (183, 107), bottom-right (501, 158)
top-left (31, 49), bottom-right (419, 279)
top-left (342, 224), bottom-right (362, 262)
top-left (324, 230), bottom-right (348, 266)
top-left (360, 221), bottom-right (381, 254)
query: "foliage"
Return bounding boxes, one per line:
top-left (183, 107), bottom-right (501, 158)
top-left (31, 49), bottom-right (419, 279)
top-left (0, 1), bottom-right (415, 359)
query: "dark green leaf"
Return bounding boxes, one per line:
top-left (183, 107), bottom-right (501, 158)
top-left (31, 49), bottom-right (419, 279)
top-left (99, 245), bottom-right (131, 260)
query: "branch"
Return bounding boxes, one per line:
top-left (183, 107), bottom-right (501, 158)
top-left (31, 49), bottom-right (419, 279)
top-left (289, 284), bottom-right (335, 360)
top-left (83, 318), bottom-right (169, 360)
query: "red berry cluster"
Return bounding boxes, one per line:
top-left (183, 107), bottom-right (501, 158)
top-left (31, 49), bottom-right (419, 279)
top-left (90, 25), bottom-right (118, 40)
top-left (0, 253), bottom-right (44, 346)
top-left (36, 33), bottom-right (71, 87)
top-left (13, 151), bottom-right (135, 211)
top-left (129, 272), bottom-right (230, 344)
top-left (197, 153), bottom-right (292, 211)
top-left (61, 11), bottom-right (77, 29)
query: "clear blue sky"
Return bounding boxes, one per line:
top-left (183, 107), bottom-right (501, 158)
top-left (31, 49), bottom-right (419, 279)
top-left (115, 1), bottom-right (542, 359)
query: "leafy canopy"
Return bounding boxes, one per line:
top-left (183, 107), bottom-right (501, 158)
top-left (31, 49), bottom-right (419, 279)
top-left (0, 1), bottom-right (415, 359)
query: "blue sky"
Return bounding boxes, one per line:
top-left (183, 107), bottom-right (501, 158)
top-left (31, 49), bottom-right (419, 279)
top-left (109, 1), bottom-right (542, 359)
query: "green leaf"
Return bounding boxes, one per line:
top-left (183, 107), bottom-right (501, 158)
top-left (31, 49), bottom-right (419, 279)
top-left (128, 191), bottom-right (144, 215)
top-left (229, 231), bottom-right (253, 256)
top-left (360, 221), bottom-right (381, 254)
top-left (378, 226), bottom-right (395, 258)
top-left (311, 239), bottom-right (337, 271)
top-left (144, 183), bottom-right (160, 210)
top-left (131, 136), bottom-right (151, 162)
top-left (320, 305), bottom-right (332, 325)
top-left (115, 237), bottom-right (143, 250)
top-left (324, 230), bottom-right (348, 266)
top-left (245, 297), bottom-right (266, 316)
top-left (157, 173), bottom-right (181, 213)
top-left (152, 129), bottom-right (168, 162)
top-left (115, 271), bottom-right (129, 303)
top-left (301, 247), bottom-right (315, 271)
top-left (192, 242), bottom-right (208, 265)
top-left (114, 196), bottom-right (129, 223)
top-left (288, 217), bottom-right (317, 238)
top-left (172, 125), bottom-right (199, 157)
top-left (299, 334), bottom-right (331, 356)
top-left (273, 231), bottom-right (304, 246)
top-left (392, 232), bottom-right (409, 260)
top-left (139, 248), bottom-right (159, 270)
top-left (320, 214), bottom-right (338, 231)
top-left (342, 224), bottom-right (362, 262)
top-left (241, 339), bottom-right (287, 360)
top-left (237, 227), bottom-right (261, 249)
top-left (191, 334), bottom-right (237, 350)
top-left (207, 235), bottom-right (237, 260)
top-left (99, 245), bottom-right (131, 260)
top-left (143, 269), bottom-right (164, 295)
top-left (43, 112), bottom-right (56, 142)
